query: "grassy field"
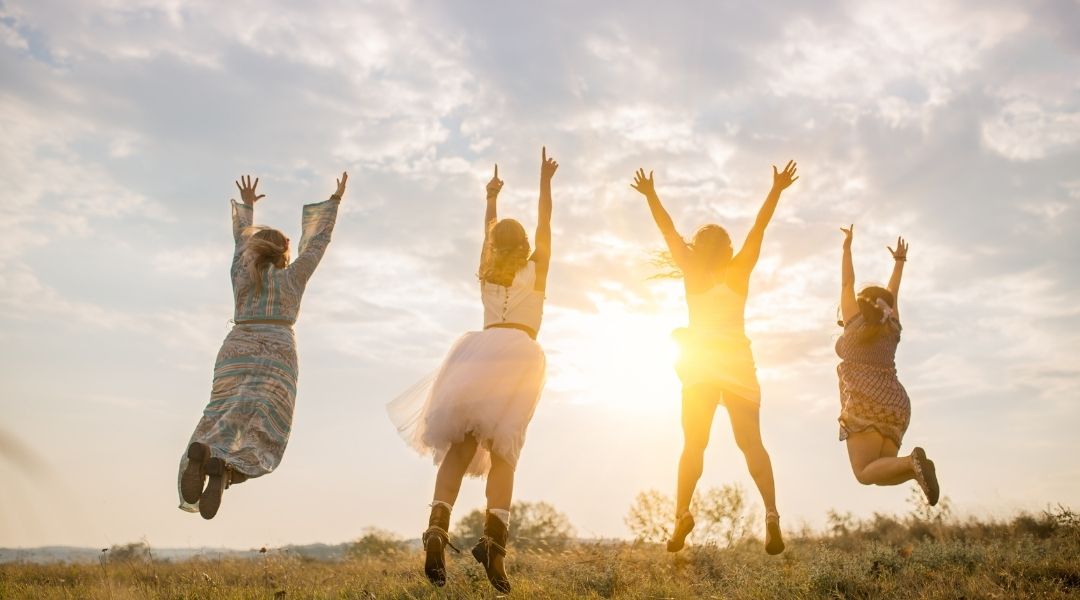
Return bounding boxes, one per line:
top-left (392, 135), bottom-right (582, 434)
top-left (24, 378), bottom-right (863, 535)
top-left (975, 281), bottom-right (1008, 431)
top-left (3, 512), bottom-right (1079, 600)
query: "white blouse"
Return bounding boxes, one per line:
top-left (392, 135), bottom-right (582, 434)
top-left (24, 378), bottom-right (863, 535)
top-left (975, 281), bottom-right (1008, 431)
top-left (481, 261), bottom-right (545, 332)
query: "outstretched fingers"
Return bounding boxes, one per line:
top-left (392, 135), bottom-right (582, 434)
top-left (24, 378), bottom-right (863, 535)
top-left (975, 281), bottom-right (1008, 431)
top-left (630, 168), bottom-right (655, 194)
top-left (888, 236), bottom-right (909, 258)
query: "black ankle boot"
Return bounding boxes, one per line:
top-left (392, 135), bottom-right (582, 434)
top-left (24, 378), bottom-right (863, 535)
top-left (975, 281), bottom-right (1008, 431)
top-left (199, 458), bottom-right (230, 520)
top-left (180, 442), bottom-right (210, 504)
top-left (423, 504), bottom-right (458, 587)
top-left (471, 512), bottom-right (511, 593)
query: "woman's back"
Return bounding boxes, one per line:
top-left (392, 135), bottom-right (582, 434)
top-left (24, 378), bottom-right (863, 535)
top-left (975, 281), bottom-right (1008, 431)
top-left (685, 280), bottom-right (747, 336)
top-left (836, 315), bottom-right (901, 368)
top-left (230, 198), bottom-right (339, 324)
top-left (481, 261), bottom-right (544, 332)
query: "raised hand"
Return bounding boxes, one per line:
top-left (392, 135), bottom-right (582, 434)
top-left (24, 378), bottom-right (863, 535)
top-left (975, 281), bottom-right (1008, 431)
top-left (333, 171), bottom-right (348, 200)
top-left (772, 160), bottom-right (799, 191)
top-left (235, 175), bottom-right (265, 206)
top-left (888, 236), bottom-right (908, 261)
top-left (486, 164), bottom-right (504, 198)
top-left (631, 168), bottom-right (656, 197)
top-left (840, 224), bottom-right (854, 249)
top-left (541, 146), bottom-right (559, 181)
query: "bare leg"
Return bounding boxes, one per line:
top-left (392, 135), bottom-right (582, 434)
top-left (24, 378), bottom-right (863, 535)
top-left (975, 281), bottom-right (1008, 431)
top-left (846, 430), bottom-right (914, 486)
top-left (725, 394), bottom-right (777, 514)
top-left (485, 450), bottom-right (515, 511)
top-left (433, 435), bottom-right (479, 505)
top-left (676, 385), bottom-right (720, 517)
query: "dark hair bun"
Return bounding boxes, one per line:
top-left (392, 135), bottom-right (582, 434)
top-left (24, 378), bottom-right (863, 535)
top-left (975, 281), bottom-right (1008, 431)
top-left (856, 296), bottom-right (883, 324)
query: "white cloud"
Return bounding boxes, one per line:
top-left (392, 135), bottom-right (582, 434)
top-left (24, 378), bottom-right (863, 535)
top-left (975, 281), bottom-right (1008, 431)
top-left (1, 0), bottom-right (1078, 547)
top-left (981, 97), bottom-right (1080, 161)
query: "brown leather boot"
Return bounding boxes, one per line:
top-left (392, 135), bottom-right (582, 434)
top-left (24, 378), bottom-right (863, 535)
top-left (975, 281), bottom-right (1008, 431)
top-left (471, 512), bottom-right (510, 593)
top-left (199, 458), bottom-right (241, 520)
top-left (180, 442), bottom-right (210, 504)
top-left (422, 503), bottom-right (458, 586)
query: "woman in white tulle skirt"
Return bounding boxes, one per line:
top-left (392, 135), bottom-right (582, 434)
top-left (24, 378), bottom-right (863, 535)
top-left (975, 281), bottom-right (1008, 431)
top-left (388, 148), bottom-right (558, 593)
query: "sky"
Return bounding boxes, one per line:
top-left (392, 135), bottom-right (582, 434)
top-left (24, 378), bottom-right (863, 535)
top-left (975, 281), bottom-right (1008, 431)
top-left (1, 0), bottom-right (1078, 549)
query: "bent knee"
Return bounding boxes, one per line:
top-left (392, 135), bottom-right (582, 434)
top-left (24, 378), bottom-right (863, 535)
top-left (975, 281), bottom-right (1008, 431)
top-left (852, 469), bottom-right (874, 485)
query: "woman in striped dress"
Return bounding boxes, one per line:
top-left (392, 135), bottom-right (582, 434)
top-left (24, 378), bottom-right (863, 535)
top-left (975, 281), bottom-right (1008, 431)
top-left (177, 173), bottom-right (346, 519)
top-left (836, 225), bottom-right (939, 505)
top-left (631, 161), bottom-right (798, 556)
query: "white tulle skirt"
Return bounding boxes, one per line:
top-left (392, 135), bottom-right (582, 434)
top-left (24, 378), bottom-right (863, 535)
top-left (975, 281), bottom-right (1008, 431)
top-left (387, 327), bottom-right (547, 477)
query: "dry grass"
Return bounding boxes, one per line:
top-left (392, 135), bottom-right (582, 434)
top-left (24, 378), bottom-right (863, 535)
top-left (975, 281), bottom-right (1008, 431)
top-left (3, 523), bottom-right (1079, 600)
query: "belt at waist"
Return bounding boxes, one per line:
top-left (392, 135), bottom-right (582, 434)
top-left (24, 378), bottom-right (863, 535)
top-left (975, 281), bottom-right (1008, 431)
top-left (234, 319), bottom-right (293, 327)
top-left (485, 322), bottom-right (537, 340)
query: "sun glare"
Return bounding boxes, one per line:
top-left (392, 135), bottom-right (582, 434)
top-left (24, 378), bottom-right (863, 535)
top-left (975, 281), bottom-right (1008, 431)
top-left (546, 301), bottom-right (682, 411)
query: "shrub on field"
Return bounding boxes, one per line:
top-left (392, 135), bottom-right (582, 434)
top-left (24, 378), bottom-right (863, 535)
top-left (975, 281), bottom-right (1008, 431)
top-left (695, 484), bottom-right (755, 547)
top-left (347, 528), bottom-right (408, 557)
top-left (625, 489), bottom-right (674, 544)
top-left (625, 484), bottom-right (752, 547)
top-left (106, 541), bottom-right (152, 564)
top-left (454, 501), bottom-right (574, 551)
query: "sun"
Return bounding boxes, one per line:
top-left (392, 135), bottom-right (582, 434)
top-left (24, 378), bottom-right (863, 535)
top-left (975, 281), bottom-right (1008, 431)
top-left (545, 300), bottom-right (682, 412)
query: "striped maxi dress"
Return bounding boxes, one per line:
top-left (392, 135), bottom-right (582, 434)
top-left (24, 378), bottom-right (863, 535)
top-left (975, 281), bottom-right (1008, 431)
top-left (177, 197), bottom-right (339, 513)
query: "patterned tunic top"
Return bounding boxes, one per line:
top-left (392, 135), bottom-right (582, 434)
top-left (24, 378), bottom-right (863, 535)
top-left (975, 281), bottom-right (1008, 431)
top-left (231, 198), bottom-right (340, 324)
top-left (835, 314), bottom-right (911, 446)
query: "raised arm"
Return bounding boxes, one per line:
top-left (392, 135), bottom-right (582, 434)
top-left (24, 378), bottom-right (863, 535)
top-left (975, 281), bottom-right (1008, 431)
top-left (840, 224), bottom-right (858, 324)
top-left (232, 175), bottom-right (263, 242)
top-left (230, 175), bottom-right (263, 272)
top-left (631, 168), bottom-right (691, 268)
top-left (532, 147), bottom-right (558, 290)
top-left (286, 172), bottom-right (345, 287)
top-left (730, 160), bottom-right (798, 281)
top-left (479, 164), bottom-right (504, 274)
top-left (886, 236), bottom-right (908, 317)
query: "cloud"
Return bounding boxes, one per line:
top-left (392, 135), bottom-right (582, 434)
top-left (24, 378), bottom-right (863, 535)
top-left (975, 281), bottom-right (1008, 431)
top-left (1, 0), bottom-right (1079, 546)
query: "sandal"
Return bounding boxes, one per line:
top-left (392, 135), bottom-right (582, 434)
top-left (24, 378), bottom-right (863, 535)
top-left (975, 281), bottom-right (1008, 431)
top-left (911, 447), bottom-right (940, 506)
top-left (666, 512), bottom-right (695, 552)
top-left (765, 511), bottom-right (785, 555)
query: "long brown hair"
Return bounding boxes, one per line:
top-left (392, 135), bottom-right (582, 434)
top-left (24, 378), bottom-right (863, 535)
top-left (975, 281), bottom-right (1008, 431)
top-left (480, 219), bottom-right (530, 287)
top-left (651, 224), bottom-right (734, 279)
top-left (242, 227), bottom-right (290, 294)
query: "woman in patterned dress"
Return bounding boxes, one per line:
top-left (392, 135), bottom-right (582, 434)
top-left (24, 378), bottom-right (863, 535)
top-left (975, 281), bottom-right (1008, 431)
top-left (631, 161), bottom-right (799, 556)
top-left (388, 148), bottom-right (558, 593)
top-left (177, 173), bottom-right (346, 520)
top-left (837, 225), bottom-right (939, 505)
